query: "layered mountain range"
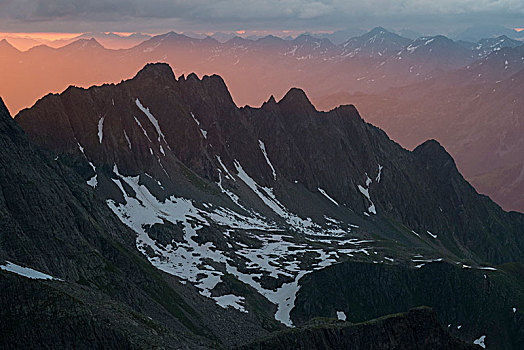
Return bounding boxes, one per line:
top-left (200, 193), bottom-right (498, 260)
top-left (314, 45), bottom-right (524, 212)
top-left (5, 63), bottom-right (523, 348)
top-left (1, 26), bottom-right (522, 216)
top-left (1, 27), bottom-right (522, 116)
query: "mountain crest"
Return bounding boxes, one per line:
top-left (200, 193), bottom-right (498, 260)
top-left (369, 26), bottom-right (390, 35)
top-left (0, 38), bottom-right (19, 53)
top-left (277, 88), bottom-right (316, 111)
top-left (413, 139), bottom-right (459, 174)
top-left (133, 62), bottom-right (176, 82)
top-left (64, 38), bottom-right (105, 50)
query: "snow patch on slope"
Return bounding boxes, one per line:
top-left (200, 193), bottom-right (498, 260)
top-left (1, 261), bottom-right (60, 281)
top-left (473, 335), bottom-right (486, 348)
top-left (258, 140), bottom-right (277, 180)
top-left (234, 160), bottom-right (323, 235)
top-left (97, 116), bottom-right (105, 143)
top-left (318, 188), bottom-right (339, 206)
top-left (136, 98), bottom-right (168, 146)
top-left (190, 112), bottom-right (208, 139)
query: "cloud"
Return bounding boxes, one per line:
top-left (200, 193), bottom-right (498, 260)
top-left (0, 0), bottom-right (522, 32)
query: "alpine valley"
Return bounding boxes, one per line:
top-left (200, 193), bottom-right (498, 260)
top-left (0, 61), bottom-right (522, 349)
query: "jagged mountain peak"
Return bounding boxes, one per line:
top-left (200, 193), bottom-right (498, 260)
top-left (341, 26), bottom-right (412, 58)
top-left (277, 87), bottom-right (316, 111)
top-left (225, 36), bottom-right (252, 45)
top-left (0, 96), bottom-right (9, 116)
top-left (255, 35), bottom-right (286, 47)
top-left (368, 26), bottom-right (390, 35)
top-left (63, 37), bottom-right (105, 50)
top-left (0, 96), bottom-right (20, 134)
top-left (185, 72), bottom-right (200, 81)
top-left (264, 95), bottom-right (277, 105)
top-left (414, 138), bottom-right (453, 160)
top-left (413, 139), bottom-right (459, 173)
top-left (361, 26), bottom-right (408, 41)
top-left (133, 62), bottom-right (176, 81)
top-left (0, 38), bottom-right (19, 52)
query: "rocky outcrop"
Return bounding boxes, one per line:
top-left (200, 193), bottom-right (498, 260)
top-left (292, 261), bottom-right (524, 349)
top-left (238, 307), bottom-right (476, 350)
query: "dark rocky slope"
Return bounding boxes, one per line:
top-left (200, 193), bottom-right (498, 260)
top-left (292, 261), bottom-right (524, 349)
top-left (238, 307), bottom-right (476, 350)
top-left (0, 96), bottom-right (276, 349)
top-left (313, 63), bottom-right (524, 213)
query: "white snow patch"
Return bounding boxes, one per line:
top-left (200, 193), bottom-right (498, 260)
top-left (376, 164), bottom-right (383, 183)
top-left (234, 160), bottom-right (322, 235)
top-left (318, 188), bottom-right (339, 206)
top-left (216, 171), bottom-right (247, 210)
top-left (358, 185), bottom-right (376, 215)
top-left (477, 266), bottom-right (497, 271)
top-left (213, 294), bottom-right (247, 313)
top-left (87, 175), bottom-right (98, 188)
top-left (258, 140), bottom-right (277, 180)
top-left (365, 174), bottom-right (372, 187)
top-left (190, 112), bottom-right (208, 139)
top-left (105, 165), bottom-right (373, 328)
top-left (427, 231), bottom-right (437, 239)
top-left (123, 130), bottom-right (132, 150)
top-left (97, 116), bottom-right (105, 144)
top-left (337, 311), bottom-right (347, 321)
top-left (216, 155), bottom-right (235, 181)
top-left (134, 116), bottom-right (152, 143)
top-left (1, 261), bottom-right (60, 281)
top-left (473, 335), bottom-right (486, 348)
top-left (136, 98), bottom-right (168, 146)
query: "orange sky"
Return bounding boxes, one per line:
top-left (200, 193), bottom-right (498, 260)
top-left (0, 32), bottom-right (141, 41)
top-left (0, 32), bottom-right (80, 40)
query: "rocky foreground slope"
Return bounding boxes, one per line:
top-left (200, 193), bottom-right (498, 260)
top-left (238, 307), bottom-right (476, 350)
top-left (6, 63), bottom-right (524, 348)
top-left (0, 96), bottom-right (277, 348)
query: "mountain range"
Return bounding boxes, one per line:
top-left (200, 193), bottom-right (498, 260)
top-left (313, 44), bottom-right (524, 212)
top-left (1, 62), bottom-right (521, 348)
top-left (2, 26), bottom-right (522, 116)
top-left (1, 26), bottom-right (522, 214)
top-left (0, 32), bottom-right (152, 51)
